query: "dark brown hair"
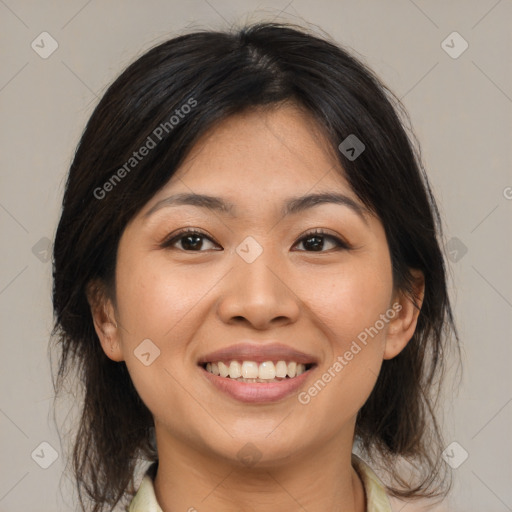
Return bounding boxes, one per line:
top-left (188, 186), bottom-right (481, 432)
top-left (51, 21), bottom-right (459, 511)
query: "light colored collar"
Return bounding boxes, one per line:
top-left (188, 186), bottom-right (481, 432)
top-left (352, 454), bottom-right (394, 512)
top-left (129, 454), bottom-right (392, 512)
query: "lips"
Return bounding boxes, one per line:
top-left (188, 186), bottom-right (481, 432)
top-left (197, 342), bottom-right (318, 403)
top-left (197, 342), bottom-right (318, 366)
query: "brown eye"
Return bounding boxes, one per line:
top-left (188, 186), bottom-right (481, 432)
top-left (161, 229), bottom-right (220, 251)
top-left (293, 229), bottom-right (350, 252)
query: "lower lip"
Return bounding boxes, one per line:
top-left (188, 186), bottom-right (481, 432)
top-left (200, 366), bottom-right (315, 403)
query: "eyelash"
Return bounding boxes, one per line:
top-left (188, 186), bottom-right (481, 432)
top-left (160, 227), bottom-right (351, 252)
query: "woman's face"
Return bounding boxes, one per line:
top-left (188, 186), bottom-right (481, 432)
top-left (100, 104), bottom-right (412, 466)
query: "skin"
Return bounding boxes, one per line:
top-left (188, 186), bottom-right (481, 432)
top-left (88, 103), bottom-right (424, 512)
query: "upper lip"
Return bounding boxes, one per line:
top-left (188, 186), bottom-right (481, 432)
top-left (198, 342), bottom-right (318, 365)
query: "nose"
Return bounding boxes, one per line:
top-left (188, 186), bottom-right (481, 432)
top-left (216, 248), bottom-right (301, 330)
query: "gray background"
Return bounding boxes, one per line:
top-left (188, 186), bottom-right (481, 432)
top-left (1, 1), bottom-right (511, 511)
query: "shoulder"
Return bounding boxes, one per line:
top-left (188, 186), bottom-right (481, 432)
top-left (352, 454), bottom-right (394, 512)
top-left (128, 461), bottom-right (163, 512)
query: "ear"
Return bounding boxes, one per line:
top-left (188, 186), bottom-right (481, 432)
top-left (85, 279), bottom-right (124, 362)
top-left (384, 269), bottom-right (425, 360)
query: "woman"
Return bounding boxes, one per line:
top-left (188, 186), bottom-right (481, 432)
top-left (52, 22), bottom-right (458, 512)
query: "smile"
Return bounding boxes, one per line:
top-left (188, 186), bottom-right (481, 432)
top-left (197, 342), bottom-right (318, 402)
top-left (202, 360), bottom-right (312, 382)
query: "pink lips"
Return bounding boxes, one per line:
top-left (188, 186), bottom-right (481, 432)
top-left (198, 342), bottom-right (318, 366)
top-left (198, 342), bottom-right (318, 403)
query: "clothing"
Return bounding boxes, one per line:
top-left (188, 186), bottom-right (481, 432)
top-left (128, 454), bottom-right (392, 512)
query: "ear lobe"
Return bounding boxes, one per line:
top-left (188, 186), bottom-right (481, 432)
top-left (384, 269), bottom-right (425, 360)
top-left (85, 279), bottom-right (124, 362)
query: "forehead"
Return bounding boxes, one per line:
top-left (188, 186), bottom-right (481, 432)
top-left (169, 103), bottom-right (351, 195)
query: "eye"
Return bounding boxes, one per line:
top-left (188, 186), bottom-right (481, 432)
top-left (292, 229), bottom-right (350, 252)
top-left (161, 228), bottom-right (351, 253)
top-left (161, 228), bottom-right (221, 251)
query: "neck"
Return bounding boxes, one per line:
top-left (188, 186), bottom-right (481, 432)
top-left (153, 431), bottom-right (366, 512)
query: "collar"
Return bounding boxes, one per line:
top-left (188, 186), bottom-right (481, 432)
top-left (129, 454), bottom-right (392, 512)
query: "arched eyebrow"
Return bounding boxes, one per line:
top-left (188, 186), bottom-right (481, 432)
top-left (144, 192), bottom-right (369, 225)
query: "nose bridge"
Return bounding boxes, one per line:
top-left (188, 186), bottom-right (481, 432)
top-left (216, 237), bottom-right (300, 328)
top-left (237, 243), bottom-right (284, 295)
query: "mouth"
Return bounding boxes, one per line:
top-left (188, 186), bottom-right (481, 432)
top-left (197, 342), bottom-right (318, 402)
top-left (199, 360), bottom-right (316, 383)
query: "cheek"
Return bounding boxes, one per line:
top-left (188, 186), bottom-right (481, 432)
top-left (306, 253), bottom-right (393, 350)
top-left (112, 247), bottom-right (212, 411)
top-left (115, 249), bottom-right (214, 341)
top-left (296, 251), bottom-right (393, 413)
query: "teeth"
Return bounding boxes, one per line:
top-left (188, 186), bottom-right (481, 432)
top-left (229, 361), bottom-right (242, 379)
top-left (218, 361), bottom-right (229, 378)
top-left (241, 361), bottom-right (259, 379)
top-left (204, 360), bottom-right (311, 380)
top-left (259, 361), bottom-right (276, 379)
top-left (276, 360), bottom-right (288, 378)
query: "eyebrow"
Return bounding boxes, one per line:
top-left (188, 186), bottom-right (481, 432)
top-left (144, 192), bottom-right (369, 224)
